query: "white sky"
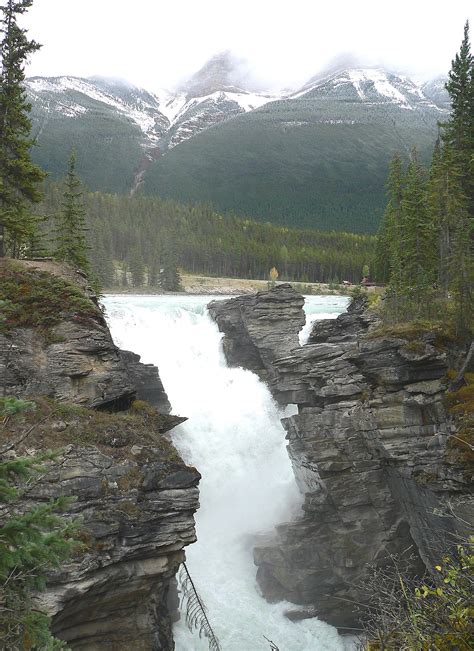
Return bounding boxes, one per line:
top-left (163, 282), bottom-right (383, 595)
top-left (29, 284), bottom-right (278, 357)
top-left (23, 0), bottom-right (474, 92)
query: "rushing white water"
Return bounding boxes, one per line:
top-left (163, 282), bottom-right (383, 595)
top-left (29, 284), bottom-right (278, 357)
top-left (103, 294), bottom-right (351, 651)
top-left (299, 295), bottom-right (349, 344)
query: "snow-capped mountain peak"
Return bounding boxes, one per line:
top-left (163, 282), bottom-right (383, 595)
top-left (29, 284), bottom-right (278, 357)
top-left (291, 67), bottom-right (443, 111)
top-left (27, 70), bottom-right (278, 154)
top-left (27, 62), bottom-right (448, 170)
top-left (27, 75), bottom-right (169, 143)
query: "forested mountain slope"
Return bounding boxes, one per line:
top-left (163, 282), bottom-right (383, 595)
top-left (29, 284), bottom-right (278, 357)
top-left (27, 59), bottom-right (447, 233)
top-left (143, 68), bottom-right (446, 233)
top-left (27, 53), bottom-right (277, 194)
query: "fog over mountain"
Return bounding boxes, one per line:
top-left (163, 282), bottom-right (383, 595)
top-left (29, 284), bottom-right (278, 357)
top-left (24, 0), bottom-right (473, 92)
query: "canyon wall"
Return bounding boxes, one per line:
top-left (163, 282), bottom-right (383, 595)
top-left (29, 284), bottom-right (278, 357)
top-left (0, 260), bottom-right (199, 650)
top-left (210, 286), bottom-right (473, 628)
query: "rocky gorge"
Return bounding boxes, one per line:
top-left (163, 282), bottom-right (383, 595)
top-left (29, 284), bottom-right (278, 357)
top-left (0, 259), bottom-right (200, 650)
top-left (209, 284), bottom-right (473, 629)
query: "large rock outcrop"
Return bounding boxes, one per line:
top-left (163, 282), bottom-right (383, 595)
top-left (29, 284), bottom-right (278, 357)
top-left (209, 287), bottom-right (473, 628)
top-left (208, 283), bottom-right (305, 398)
top-left (5, 415), bottom-right (200, 650)
top-left (119, 350), bottom-right (172, 414)
top-left (0, 259), bottom-right (199, 650)
top-left (0, 260), bottom-right (171, 413)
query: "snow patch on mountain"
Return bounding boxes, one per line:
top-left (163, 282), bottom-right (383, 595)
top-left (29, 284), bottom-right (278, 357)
top-left (290, 67), bottom-right (445, 112)
top-left (27, 65), bottom-right (448, 162)
top-left (27, 76), bottom-right (169, 144)
top-left (348, 69), bottom-right (407, 103)
top-left (159, 89), bottom-right (275, 127)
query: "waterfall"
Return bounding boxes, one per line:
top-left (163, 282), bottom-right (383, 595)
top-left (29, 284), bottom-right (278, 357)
top-left (103, 294), bottom-right (351, 651)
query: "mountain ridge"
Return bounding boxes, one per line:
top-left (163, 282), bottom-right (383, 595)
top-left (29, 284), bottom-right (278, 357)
top-left (26, 60), bottom-right (449, 231)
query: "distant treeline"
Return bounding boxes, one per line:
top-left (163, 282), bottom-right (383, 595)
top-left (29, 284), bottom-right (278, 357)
top-left (38, 184), bottom-right (376, 287)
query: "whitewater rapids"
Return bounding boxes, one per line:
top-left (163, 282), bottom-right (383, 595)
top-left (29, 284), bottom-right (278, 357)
top-left (103, 294), bottom-right (351, 651)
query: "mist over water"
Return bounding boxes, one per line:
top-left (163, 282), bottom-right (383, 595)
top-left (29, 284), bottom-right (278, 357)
top-left (103, 294), bottom-right (351, 651)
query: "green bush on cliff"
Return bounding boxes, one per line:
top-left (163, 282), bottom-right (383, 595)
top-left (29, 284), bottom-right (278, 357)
top-left (0, 262), bottom-right (102, 337)
top-left (361, 541), bottom-right (474, 650)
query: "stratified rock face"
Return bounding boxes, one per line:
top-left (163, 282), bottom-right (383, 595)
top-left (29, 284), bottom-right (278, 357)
top-left (210, 290), bottom-right (472, 628)
top-left (1, 260), bottom-right (197, 649)
top-left (119, 350), bottom-right (172, 414)
top-left (18, 443), bottom-right (200, 650)
top-left (2, 321), bottom-right (136, 410)
top-left (0, 262), bottom-right (171, 414)
top-left (208, 283), bottom-right (306, 396)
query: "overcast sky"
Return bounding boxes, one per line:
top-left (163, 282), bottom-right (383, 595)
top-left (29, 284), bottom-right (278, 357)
top-left (23, 0), bottom-right (474, 92)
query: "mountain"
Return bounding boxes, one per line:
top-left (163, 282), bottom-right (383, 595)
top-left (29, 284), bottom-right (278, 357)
top-left (421, 76), bottom-right (451, 109)
top-left (27, 54), bottom-right (276, 193)
top-left (143, 67), bottom-right (448, 233)
top-left (27, 61), bottom-right (448, 232)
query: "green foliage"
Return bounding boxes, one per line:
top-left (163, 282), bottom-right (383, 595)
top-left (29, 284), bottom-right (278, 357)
top-left (362, 542), bottom-right (474, 650)
top-left (129, 247), bottom-right (145, 287)
top-left (160, 246), bottom-right (183, 292)
top-left (444, 20), bottom-right (474, 215)
top-left (376, 24), bottom-right (473, 337)
top-left (53, 150), bottom-right (91, 276)
top-left (37, 184), bottom-right (376, 287)
top-left (0, 396), bottom-right (35, 417)
top-left (0, 0), bottom-right (46, 258)
top-left (29, 91), bottom-right (144, 194)
top-left (142, 95), bottom-right (440, 234)
top-left (0, 261), bottom-right (102, 337)
top-left (0, 444), bottom-right (77, 649)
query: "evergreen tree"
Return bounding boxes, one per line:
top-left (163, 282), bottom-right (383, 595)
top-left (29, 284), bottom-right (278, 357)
top-left (0, 397), bottom-right (77, 648)
top-left (440, 22), bottom-right (473, 332)
top-left (377, 23), bottom-right (473, 332)
top-left (129, 247), bottom-right (145, 287)
top-left (0, 0), bottom-right (45, 258)
top-left (160, 246), bottom-right (183, 292)
top-left (0, 454), bottom-right (75, 649)
top-left (148, 260), bottom-right (159, 287)
top-left (399, 148), bottom-right (437, 296)
top-left (120, 260), bottom-right (128, 287)
top-left (53, 150), bottom-right (91, 274)
top-left (444, 20), bottom-right (474, 214)
top-left (375, 153), bottom-right (405, 286)
top-left (89, 237), bottom-right (115, 288)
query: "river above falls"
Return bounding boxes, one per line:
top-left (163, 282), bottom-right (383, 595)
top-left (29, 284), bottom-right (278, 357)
top-left (103, 293), bottom-right (352, 651)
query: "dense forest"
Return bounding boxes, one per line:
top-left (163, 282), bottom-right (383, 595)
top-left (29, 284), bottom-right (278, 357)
top-left (374, 21), bottom-right (473, 335)
top-left (37, 185), bottom-right (376, 288)
top-left (142, 85), bottom-right (441, 234)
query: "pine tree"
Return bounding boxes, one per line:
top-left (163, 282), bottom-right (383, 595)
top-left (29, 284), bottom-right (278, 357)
top-left (0, 0), bottom-right (46, 258)
top-left (0, 454), bottom-right (76, 649)
top-left (53, 150), bottom-right (91, 275)
top-left (400, 148), bottom-right (437, 297)
top-left (160, 247), bottom-right (183, 292)
top-left (89, 237), bottom-right (115, 288)
top-left (148, 260), bottom-right (159, 287)
top-left (129, 247), bottom-right (145, 287)
top-left (444, 20), bottom-right (474, 214)
top-left (376, 153), bottom-right (405, 288)
top-left (440, 21), bottom-right (474, 332)
top-left (0, 396), bottom-right (77, 648)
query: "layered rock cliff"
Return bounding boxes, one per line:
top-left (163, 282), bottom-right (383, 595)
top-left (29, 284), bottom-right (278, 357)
top-left (208, 283), bottom-right (305, 397)
top-left (0, 259), bottom-right (199, 649)
top-left (209, 286), bottom-right (473, 629)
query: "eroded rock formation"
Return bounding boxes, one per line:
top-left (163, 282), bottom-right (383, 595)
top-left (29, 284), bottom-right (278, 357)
top-left (0, 260), bottom-right (199, 650)
top-left (209, 286), bottom-right (473, 629)
top-left (208, 283), bottom-right (305, 397)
